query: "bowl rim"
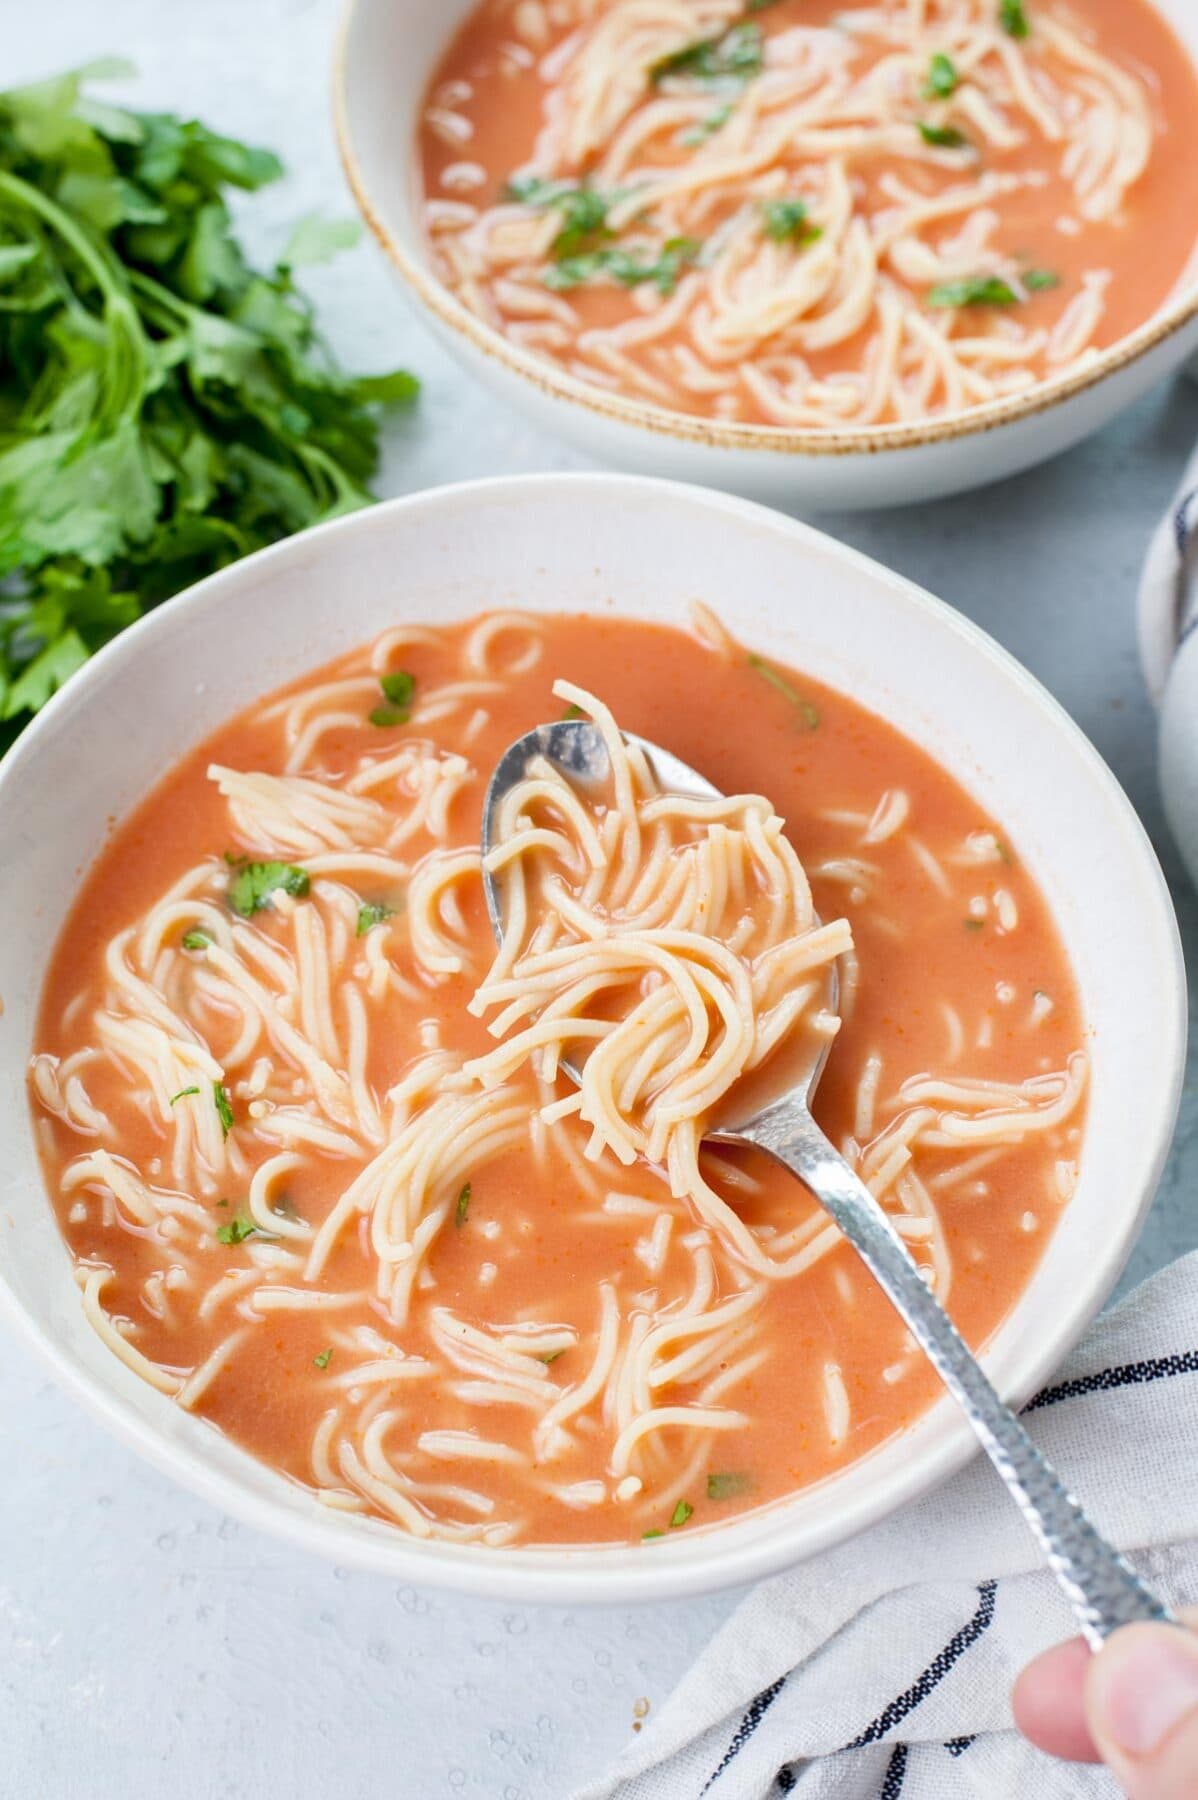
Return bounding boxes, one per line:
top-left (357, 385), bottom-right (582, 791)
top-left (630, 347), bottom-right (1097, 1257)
top-left (332, 0), bottom-right (1198, 461)
top-left (0, 472), bottom-right (1186, 1604)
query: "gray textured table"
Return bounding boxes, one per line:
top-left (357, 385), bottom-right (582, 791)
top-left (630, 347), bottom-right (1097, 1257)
top-left (4, 4), bottom-right (1195, 1795)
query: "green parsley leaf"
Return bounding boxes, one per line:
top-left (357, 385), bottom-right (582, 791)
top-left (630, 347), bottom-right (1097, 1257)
top-left (1000, 0), bottom-right (1030, 38)
top-left (356, 901), bottom-right (395, 936)
top-left (506, 175), bottom-right (617, 257)
top-left (680, 103), bottom-right (733, 146)
top-left (965, 918), bottom-right (985, 931)
top-left (923, 53), bottom-right (959, 98)
top-left (538, 1348), bottom-right (565, 1364)
top-left (181, 928), bottom-right (212, 950)
top-left (279, 215), bottom-right (361, 269)
top-left (650, 22), bottom-right (763, 87)
top-left (369, 668), bottom-right (416, 728)
top-left (379, 669), bottom-right (415, 708)
top-left (642, 1528), bottom-right (665, 1540)
top-left (169, 1085), bottom-right (200, 1104)
top-left (313, 1346), bottom-right (333, 1369)
top-left (544, 238), bottom-right (702, 296)
top-left (227, 860), bottom-right (309, 916)
top-left (761, 199), bottom-right (820, 246)
top-left (455, 1182), bottom-right (471, 1228)
top-left (0, 63), bottom-right (417, 751)
top-left (1022, 268), bottom-right (1059, 291)
top-left (562, 701), bottom-right (585, 720)
top-left (213, 1081), bottom-right (234, 1137)
top-left (216, 1214), bottom-right (257, 1245)
top-left (918, 121), bottom-right (969, 149)
top-left (706, 1471), bottom-right (754, 1501)
top-left (926, 276), bottom-right (1019, 308)
top-left (747, 653), bottom-right (820, 728)
top-left (669, 1499), bottom-right (694, 1528)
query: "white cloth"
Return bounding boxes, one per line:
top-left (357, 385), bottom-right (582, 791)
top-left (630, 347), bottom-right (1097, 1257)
top-left (580, 1254), bottom-right (1198, 1799)
top-left (1138, 442), bottom-right (1198, 892)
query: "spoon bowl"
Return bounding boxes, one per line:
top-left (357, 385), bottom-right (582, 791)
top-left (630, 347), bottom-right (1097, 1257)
top-left (482, 718), bottom-right (1172, 1650)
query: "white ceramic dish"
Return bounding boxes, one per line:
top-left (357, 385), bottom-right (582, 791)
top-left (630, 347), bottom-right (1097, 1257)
top-left (334, 0), bottom-right (1198, 511)
top-left (0, 474), bottom-right (1185, 1602)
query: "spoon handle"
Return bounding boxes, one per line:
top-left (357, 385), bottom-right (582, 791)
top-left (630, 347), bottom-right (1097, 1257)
top-left (745, 1101), bottom-right (1172, 1649)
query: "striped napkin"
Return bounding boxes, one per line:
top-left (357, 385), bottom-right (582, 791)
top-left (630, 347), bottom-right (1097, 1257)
top-left (578, 1252), bottom-right (1198, 1799)
top-left (1139, 441), bottom-right (1198, 892)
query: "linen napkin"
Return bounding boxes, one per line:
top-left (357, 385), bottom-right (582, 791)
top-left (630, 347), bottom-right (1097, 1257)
top-left (1138, 443), bottom-right (1198, 891)
top-left (579, 1252), bottom-right (1198, 1799)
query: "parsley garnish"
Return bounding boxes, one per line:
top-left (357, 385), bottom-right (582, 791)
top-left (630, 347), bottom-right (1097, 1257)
top-left (761, 199), bottom-right (821, 248)
top-left (670, 1500), bottom-right (693, 1528)
top-left (642, 1529), bottom-right (665, 1540)
top-left (169, 1085), bottom-right (200, 1104)
top-left (923, 53), bottom-right (958, 98)
top-left (214, 1081), bottom-right (234, 1138)
top-left (1022, 268), bottom-right (1059, 292)
top-left (0, 63), bottom-right (417, 752)
top-left (356, 900), bottom-right (395, 936)
top-left (918, 122), bottom-right (969, 149)
top-left (706, 1471), bottom-right (754, 1501)
top-left (538, 1348), bottom-right (565, 1364)
top-left (313, 1347), bottom-right (332, 1369)
top-left (216, 1214), bottom-right (258, 1245)
top-left (561, 701), bottom-right (585, 720)
top-left (747, 653), bottom-right (820, 728)
top-left (227, 860), bottom-right (309, 916)
top-left (455, 1182), bottom-right (471, 1227)
top-left (1000, 0), bottom-right (1030, 38)
top-left (506, 175), bottom-right (619, 257)
top-left (543, 238), bottom-right (702, 296)
top-left (369, 669), bottom-right (415, 726)
top-left (965, 918), bottom-right (984, 931)
top-left (181, 928), bottom-right (211, 951)
top-left (926, 276), bottom-right (1019, 308)
top-left (680, 103), bottom-right (733, 146)
top-left (650, 22), bottom-right (763, 87)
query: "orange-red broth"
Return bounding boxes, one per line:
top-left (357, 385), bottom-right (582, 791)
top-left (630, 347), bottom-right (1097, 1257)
top-left (33, 615), bottom-right (1085, 1545)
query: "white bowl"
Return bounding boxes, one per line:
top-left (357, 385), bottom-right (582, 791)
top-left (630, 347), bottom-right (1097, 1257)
top-left (0, 474), bottom-right (1184, 1602)
top-left (334, 0), bottom-right (1198, 511)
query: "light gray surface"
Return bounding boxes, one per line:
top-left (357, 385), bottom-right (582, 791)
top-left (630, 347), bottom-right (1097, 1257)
top-left (3, 4), bottom-right (1195, 1796)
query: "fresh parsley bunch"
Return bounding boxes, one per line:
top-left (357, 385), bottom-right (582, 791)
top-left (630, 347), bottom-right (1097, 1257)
top-left (0, 58), bottom-right (417, 747)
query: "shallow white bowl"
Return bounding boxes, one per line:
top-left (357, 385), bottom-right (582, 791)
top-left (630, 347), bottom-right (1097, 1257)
top-left (0, 474), bottom-right (1184, 1602)
top-left (335, 0), bottom-right (1198, 511)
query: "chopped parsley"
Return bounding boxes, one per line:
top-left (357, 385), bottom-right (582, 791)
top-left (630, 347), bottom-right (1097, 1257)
top-left (380, 669), bottom-right (415, 708)
top-left (356, 901), bottom-right (395, 936)
top-left (1000, 0), bottom-right (1030, 39)
top-left (670, 1499), bottom-right (694, 1528)
top-left (747, 653), bottom-right (820, 728)
top-left (1022, 268), bottom-right (1059, 292)
top-left (561, 701), bottom-right (585, 720)
top-left (227, 859), bottom-right (310, 917)
top-left (965, 918), bottom-right (985, 931)
top-left (216, 1214), bottom-right (258, 1245)
top-left (642, 1528), bottom-right (665, 1540)
top-left (313, 1347), bottom-right (333, 1370)
top-left (923, 52), bottom-right (958, 99)
top-left (169, 1085), bottom-right (200, 1104)
top-left (761, 199), bottom-right (821, 248)
top-left (455, 1182), bottom-right (471, 1228)
top-left (926, 275), bottom-right (1019, 308)
top-left (680, 103), bottom-right (733, 146)
top-left (543, 238), bottom-right (702, 296)
top-left (538, 1348), bottom-right (565, 1364)
top-left (214, 1081), bottom-right (234, 1138)
top-left (706, 1471), bottom-right (754, 1501)
top-left (181, 928), bottom-right (212, 951)
top-left (918, 122), bottom-right (969, 149)
top-left (649, 21), bottom-right (764, 87)
top-left (506, 175), bottom-right (618, 257)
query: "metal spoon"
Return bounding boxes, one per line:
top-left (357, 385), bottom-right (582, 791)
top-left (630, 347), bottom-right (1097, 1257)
top-left (483, 719), bottom-right (1171, 1647)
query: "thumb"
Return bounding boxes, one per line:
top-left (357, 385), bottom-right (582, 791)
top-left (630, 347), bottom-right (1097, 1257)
top-left (1084, 1622), bottom-right (1198, 1800)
